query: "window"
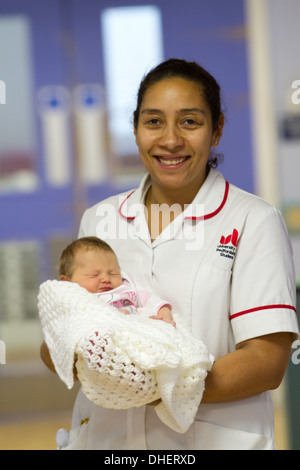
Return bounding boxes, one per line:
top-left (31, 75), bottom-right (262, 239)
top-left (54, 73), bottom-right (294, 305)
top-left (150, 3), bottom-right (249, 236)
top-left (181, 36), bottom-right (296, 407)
top-left (0, 16), bottom-right (38, 192)
top-left (101, 6), bottom-right (163, 161)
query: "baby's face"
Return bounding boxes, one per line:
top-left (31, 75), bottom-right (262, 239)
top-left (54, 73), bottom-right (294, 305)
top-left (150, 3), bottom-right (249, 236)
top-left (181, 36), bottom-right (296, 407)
top-left (68, 249), bottom-right (123, 293)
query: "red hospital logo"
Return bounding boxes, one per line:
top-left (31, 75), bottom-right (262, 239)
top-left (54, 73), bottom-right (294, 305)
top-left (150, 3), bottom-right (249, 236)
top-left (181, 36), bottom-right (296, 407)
top-left (220, 229), bottom-right (239, 247)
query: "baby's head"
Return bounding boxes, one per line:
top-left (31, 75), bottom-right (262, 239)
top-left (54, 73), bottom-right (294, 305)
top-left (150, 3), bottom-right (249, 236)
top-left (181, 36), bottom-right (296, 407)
top-left (59, 237), bottom-right (123, 293)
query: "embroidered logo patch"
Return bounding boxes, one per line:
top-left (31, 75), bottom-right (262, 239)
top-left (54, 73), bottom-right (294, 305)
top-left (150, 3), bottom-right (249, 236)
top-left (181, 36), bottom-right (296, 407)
top-left (216, 229), bottom-right (239, 260)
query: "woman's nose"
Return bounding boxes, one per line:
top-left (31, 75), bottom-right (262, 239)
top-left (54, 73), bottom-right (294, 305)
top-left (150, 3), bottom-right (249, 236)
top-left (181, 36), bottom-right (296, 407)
top-left (159, 124), bottom-right (184, 149)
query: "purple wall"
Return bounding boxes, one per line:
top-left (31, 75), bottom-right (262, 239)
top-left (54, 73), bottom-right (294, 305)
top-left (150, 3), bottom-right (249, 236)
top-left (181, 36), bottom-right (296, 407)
top-left (0, 0), bottom-right (253, 248)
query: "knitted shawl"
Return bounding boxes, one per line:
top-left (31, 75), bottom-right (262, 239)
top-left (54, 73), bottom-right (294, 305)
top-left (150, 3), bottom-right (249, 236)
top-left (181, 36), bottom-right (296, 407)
top-left (38, 280), bottom-right (213, 434)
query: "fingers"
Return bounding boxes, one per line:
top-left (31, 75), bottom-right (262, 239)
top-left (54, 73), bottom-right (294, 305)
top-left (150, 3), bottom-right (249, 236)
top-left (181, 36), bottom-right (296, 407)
top-left (149, 315), bottom-right (176, 327)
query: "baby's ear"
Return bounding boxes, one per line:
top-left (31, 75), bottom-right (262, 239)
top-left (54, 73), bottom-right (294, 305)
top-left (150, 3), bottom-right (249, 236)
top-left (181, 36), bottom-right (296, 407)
top-left (60, 275), bottom-right (70, 282)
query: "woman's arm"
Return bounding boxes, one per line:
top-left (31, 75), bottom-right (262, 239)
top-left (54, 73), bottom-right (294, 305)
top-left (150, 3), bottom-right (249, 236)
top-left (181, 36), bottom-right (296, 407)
top-left (40, 341), bottom-right (56, 373)
top-left (40, 341), bottom-right (78, 380)
top-left (202, 332), bottom-right (293, 403)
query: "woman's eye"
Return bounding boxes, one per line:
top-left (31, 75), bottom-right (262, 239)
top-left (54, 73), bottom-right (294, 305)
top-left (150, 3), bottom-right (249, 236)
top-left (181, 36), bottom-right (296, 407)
top-left (183, 118), bottom-right (199, 126)
top-left (143, 117), bottom-right (162, 127)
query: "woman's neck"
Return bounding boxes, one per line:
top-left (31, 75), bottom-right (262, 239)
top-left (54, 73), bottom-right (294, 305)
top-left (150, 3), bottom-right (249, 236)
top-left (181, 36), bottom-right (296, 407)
top-left (146, 179), bottom-right (203, 210)
top-left (144, 182), bottom-right (202, 241)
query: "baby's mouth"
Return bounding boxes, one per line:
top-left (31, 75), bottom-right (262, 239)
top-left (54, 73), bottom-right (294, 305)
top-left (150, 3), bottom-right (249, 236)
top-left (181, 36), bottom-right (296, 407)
top-left (98, 286), bottom-right (112, 292)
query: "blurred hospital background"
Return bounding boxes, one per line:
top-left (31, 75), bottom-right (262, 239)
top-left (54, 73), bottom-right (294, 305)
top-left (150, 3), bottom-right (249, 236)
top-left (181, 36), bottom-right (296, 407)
top-left (0, 0), bottom-right (300, 450)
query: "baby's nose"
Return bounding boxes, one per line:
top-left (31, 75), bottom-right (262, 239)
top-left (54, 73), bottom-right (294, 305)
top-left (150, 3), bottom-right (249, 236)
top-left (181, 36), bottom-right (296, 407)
top-left (100, 273), bottom-right (110, 282)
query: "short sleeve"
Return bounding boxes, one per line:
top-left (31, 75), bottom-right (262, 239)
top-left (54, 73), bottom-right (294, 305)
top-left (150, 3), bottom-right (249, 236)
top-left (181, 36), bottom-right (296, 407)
top-left (230, 205), bottom-right (299, 344)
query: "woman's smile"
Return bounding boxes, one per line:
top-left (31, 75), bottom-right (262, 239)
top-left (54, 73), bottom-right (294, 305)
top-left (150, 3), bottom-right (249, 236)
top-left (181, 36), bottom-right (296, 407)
top-left (154, 155), bottom-right (191, 168)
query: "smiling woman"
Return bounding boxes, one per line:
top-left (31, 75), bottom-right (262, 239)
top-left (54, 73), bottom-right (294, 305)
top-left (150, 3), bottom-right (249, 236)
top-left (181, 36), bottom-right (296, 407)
top-left (135, 78), bottom-right (221, 198)
top-left (42, 58), bottom-right (299, 450)
top-left (138, 76), bottom-right (222, 232)
top-left (133, 60), bottom-right (224, 207)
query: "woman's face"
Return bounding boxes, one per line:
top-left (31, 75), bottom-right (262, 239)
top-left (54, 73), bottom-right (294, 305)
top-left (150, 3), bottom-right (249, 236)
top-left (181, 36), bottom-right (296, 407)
top-left (134, 77), bottom-right (223, 200)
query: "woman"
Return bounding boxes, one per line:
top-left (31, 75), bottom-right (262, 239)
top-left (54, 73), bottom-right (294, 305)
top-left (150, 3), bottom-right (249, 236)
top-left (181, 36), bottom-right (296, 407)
top-left (43, 59), bottom-right (299, 449)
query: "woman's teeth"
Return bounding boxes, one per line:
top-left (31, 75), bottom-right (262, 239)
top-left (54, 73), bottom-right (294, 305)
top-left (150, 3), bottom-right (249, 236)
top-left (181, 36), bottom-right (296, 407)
top-left (157, 157), bottom-right (187, 165)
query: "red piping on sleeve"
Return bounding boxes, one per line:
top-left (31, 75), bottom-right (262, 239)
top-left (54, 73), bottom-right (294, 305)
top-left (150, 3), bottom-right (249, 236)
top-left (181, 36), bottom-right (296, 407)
top-left (230, 304), bottom-right (297, 321)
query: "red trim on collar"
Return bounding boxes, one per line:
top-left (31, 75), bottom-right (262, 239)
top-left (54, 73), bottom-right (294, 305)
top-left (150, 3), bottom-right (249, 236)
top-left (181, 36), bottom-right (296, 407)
top-left (118, 180), bottom-right (229, 221)
top-left (184, 180), bottom-right (229, 221)
top-left (118, 190), bottom-right (136, 220)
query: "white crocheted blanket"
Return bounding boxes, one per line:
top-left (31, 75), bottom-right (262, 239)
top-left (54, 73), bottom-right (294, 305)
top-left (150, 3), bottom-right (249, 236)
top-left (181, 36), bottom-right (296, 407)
top-left (38, 280), bottom-right (213, 433)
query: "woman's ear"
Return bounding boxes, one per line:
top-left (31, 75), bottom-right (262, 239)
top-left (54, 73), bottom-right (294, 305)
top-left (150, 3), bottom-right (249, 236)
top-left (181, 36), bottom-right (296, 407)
top-left (212, 113), bottom-right (225, 147)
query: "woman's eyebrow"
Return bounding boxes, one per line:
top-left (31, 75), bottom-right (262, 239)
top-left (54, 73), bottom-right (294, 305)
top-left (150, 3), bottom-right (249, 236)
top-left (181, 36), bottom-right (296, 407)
top-left (140, 108), bottom-right (162, 114)
top-left (140, 107), bottom-right (206, 115)
top-left (178, 108), bottom-right (206, 115)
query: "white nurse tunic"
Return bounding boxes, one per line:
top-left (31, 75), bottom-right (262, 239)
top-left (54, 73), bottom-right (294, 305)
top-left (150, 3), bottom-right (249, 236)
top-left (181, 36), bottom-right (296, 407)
top-left (65, 168), bottom-right (299, 450)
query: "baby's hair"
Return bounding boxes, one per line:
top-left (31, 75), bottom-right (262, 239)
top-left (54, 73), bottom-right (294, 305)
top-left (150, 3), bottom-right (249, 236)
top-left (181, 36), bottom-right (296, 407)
top-left (59, 236), bottom-right (115, 278)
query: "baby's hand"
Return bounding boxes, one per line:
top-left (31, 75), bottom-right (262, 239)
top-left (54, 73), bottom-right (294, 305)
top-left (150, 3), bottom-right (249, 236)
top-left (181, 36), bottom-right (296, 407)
top-left (150, 306), bottom-right (176, 327)
top-left (119, 309), bottom-right (130, 315)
